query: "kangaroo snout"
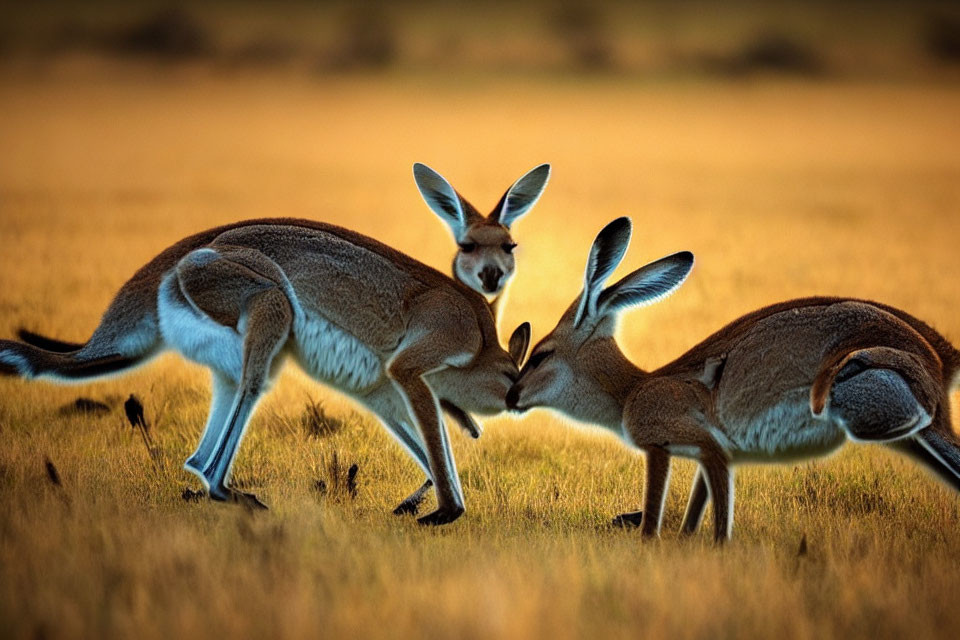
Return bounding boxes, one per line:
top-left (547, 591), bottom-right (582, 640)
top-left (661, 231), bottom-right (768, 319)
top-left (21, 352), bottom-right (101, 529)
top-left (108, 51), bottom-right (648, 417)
top-left (506, 384), bottom-right (522, 410)
top-left (479, 266), bottom-right (503, 293)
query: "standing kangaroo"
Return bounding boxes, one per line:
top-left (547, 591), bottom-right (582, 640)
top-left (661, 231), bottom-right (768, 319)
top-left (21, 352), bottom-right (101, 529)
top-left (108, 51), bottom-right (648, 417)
top-left (0, 211), bottom-right (534, 524)
top-left (507, 217), bottom-right (960, 542)
top-left (358, 161), bottom-right (547, 512)
top-left (387, 162), bottom-right (547, 511)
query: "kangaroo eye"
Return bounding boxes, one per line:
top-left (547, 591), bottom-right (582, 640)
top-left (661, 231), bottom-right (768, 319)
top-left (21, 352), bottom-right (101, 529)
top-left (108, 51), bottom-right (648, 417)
top-left (527, 349), bottom-right (554, 369)
top-left (458, 242), bottom-right (477, 253)
top-left (502, 243), bottom-right (517, 254)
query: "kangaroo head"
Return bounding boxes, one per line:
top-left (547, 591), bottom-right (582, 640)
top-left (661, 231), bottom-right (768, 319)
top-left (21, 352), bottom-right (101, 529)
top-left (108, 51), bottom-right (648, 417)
top-left (430, 321), bottom-right (530, 420)
top-left (507, 217), bottom-right (694, 426)
top-left (414, 163), bottom-right (550, 298)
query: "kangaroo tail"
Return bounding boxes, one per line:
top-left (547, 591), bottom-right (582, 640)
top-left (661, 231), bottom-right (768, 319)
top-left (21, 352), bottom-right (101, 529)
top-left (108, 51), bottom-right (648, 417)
top-left (0, 218), bottom-right (240, 381)
top-left (0, 340), bottom-right (152, 381)
top-left (16, 329), bottom-right (85, 353)
top-left (2, 290), bottom-right (162, 383)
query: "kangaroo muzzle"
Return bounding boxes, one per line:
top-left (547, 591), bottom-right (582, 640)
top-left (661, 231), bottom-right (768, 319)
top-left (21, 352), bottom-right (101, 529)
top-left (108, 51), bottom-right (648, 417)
top-left (479, 266), bottom-right (503, 293)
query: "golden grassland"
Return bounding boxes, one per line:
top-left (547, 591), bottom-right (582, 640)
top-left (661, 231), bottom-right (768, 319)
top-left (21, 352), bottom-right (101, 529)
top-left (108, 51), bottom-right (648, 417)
top-left (1, 71), bottom-right (960, 639)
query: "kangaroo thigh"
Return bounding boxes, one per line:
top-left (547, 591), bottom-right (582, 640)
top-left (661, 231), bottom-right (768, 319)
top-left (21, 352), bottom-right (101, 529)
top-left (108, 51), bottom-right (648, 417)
top-left (830, 368), bottom-right (931, 441)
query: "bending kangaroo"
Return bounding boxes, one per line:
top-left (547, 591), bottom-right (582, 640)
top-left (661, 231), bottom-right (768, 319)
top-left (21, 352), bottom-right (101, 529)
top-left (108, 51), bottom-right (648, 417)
top-left (507, 217), bottom-right (960, 542)
top-left (13, 163), bottom-right (547, 517)
top-left (1, 217), bottom-right (531, 524)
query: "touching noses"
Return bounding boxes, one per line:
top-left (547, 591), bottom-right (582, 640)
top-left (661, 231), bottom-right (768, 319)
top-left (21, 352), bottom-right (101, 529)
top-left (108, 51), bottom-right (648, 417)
top-left (506, 383), bottom-right (521, 410)
top-left (479, 265), bottom-right (503, 293)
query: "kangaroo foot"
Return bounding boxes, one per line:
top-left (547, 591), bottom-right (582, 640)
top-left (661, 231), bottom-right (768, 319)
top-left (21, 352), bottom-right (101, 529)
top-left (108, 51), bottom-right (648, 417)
top-left (612, 510), bottom-right (644, 528)
top-left (417, 504), bottom-right (464, 526)
top-left (209, 486), bottom-right (269, 511)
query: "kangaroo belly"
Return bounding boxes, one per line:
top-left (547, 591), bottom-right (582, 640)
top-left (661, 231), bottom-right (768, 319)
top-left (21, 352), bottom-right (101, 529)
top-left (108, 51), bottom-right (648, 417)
top-left (292, 310), bottom-right (382, 392)
top-left (719, 387), bottom-right (846, 462)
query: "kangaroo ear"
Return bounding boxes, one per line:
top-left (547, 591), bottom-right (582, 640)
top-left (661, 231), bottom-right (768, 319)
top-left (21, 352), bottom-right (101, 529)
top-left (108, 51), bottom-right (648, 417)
top-left (598, 251), bottom-right (694, 315)
top-left (413, 163), bottom-right (467, 238)
top-left (508, 321), bottom-right (532, 366)
top-left (574, 217), bottom-right (632, 326)
top-left (493, 164), bottom-right (551, 228)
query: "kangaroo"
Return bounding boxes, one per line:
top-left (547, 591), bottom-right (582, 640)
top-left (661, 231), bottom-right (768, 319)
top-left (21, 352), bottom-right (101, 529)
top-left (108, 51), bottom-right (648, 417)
top-left (507, 217), bottom-right (960, 542)
top-left (388, 162), bottom-right (547, 511)
top-left (1, 216), bottom-right (532, 524)
top-left (12, 163), bottom-right (547, 517)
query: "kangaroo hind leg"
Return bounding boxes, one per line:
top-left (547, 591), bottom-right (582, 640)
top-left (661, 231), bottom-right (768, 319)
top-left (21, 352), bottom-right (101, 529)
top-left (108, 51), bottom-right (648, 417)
top-left (680, 469), bottom-right (710, 534)
top-left (891, 393), bottom-right (960, 493)
top-left (891, 431), bottom-right (960, 492)
top-left (813, 347), bottom-right (939, 442)
top-left (915, 426), bottom-right (960, 492)
top-left (184, 371), bottom-right (238, 482)
top-left (195, 286), bottom-right (291, 508)
top-left (175, 247), bottom-right (293, 509)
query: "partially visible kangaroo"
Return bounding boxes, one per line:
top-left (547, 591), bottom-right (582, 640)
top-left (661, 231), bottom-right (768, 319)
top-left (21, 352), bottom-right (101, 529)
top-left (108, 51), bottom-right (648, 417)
top-left (413, 162), bottom-right (550, 320)
top-left (1, 215), bottom-right (533, 523)
top-left (389, 163), bottom-right (547, 511)
top-left (507, 217), bottom-right (960, 542)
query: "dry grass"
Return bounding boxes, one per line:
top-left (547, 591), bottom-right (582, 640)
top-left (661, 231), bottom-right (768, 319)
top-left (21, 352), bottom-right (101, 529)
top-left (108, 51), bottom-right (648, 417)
top-left (1, 70), bottom-right (960, 639)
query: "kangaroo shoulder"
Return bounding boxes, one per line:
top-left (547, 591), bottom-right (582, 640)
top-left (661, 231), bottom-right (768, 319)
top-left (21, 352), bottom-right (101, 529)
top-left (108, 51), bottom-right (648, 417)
top-left (626, 377), bottom-right (710, 424)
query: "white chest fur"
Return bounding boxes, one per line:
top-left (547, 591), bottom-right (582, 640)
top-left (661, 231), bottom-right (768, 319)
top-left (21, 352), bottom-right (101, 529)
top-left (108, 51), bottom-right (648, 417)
top-left (292, 310), bottom-right (381, 392)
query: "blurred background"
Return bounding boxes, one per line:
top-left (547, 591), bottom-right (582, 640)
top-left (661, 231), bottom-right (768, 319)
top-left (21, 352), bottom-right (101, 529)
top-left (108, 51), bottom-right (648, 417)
top-left (2, 0), bottom-right (960, 78)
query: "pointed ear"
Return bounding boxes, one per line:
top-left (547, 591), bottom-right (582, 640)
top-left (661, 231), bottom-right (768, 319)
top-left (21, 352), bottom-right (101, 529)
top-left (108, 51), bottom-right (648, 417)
top-left (493, 164), bottom-right (551, 228)
top-left (574, 217), bottom-right (632, 326)
top-left (413, 163), bottom-right (467, 238)
top-left (508, 322), bottom-right (531, 365)
top-left (598, 251), bottom-right (694, 315)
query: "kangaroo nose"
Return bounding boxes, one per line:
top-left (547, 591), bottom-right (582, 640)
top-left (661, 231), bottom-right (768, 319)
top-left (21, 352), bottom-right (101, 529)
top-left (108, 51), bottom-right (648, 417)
top-left (506, 384), bottom-right (521, 410)
top-left (479, 266), bottom-right (503, 293)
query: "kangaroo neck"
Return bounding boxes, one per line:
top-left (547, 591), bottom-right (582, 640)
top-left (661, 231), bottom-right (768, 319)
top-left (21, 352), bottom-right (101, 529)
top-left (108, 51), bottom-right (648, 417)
top-left (581, 338), bottom-right (646, 430)
top-left (488, 294), bottom-right (501, 326)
